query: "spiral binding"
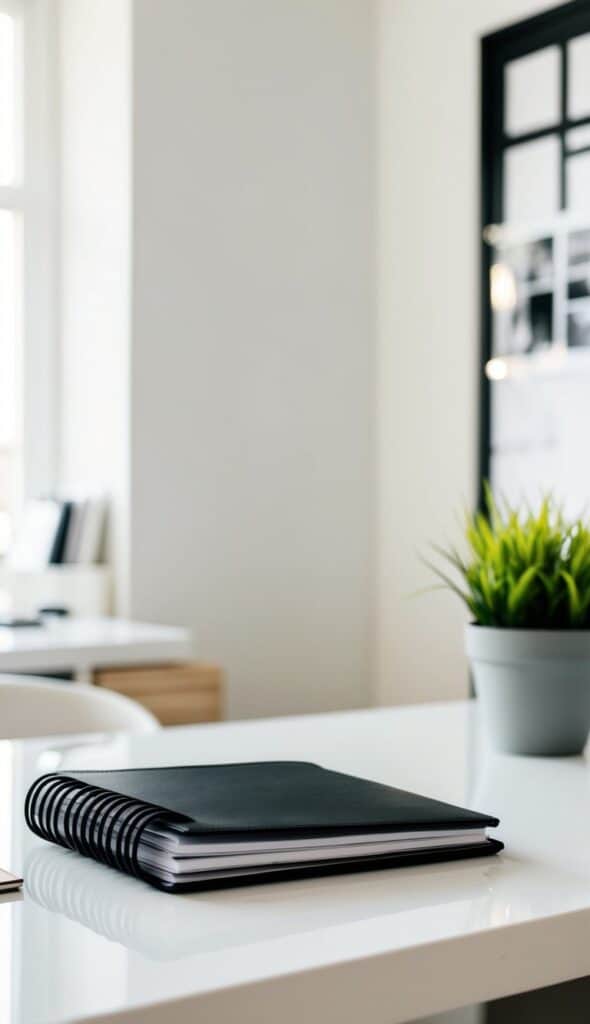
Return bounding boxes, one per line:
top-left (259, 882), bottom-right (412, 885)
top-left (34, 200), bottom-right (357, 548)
top-left (25, 773), bottom-right (172, 880)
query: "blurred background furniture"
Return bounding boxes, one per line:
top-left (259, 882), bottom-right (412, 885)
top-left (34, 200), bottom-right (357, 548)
top-left (0, 676), bottom-right (158, 739)
top-left (0, 616), bottom-right (190, 680)
top-left (94, 662), bottom-right (222, 726)
top-left (0, 617), bottom-right (223, 726)
top-left (0, 565), bottom-right (111, 617)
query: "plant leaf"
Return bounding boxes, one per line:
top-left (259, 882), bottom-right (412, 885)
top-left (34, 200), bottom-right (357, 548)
top-left (507, 566), bottom-right (538, 622)
top-left (560, 570), bottom-right (582, 623)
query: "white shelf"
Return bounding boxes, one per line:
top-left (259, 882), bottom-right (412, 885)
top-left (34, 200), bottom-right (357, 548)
top-left (0, 564), bottom-right (112, 617)
top-left (568, 263), bottom-right (590, 280)
top-left (486, 215), bottom-right (590, 359)
top-left (484, 211), bottom-right (590, 247)
top-left (486, 344), bottom-right (590, 380)
top-left (519, 277), bottom-right (554, 296)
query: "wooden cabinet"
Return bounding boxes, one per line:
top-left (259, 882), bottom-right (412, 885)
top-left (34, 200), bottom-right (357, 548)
top-left (94, 663), bottom-right (223, 726)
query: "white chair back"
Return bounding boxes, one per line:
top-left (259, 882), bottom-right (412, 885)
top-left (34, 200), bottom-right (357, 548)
top-left (0, 675), bottom-right (158, 739)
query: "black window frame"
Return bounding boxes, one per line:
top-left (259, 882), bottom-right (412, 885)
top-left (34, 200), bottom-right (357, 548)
top-left (479, 0), bottom-right (590, 508)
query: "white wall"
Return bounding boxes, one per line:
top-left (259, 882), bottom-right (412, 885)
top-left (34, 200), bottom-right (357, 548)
top-left (58, 0), bottom-right (131, 609)
top-left (376, 0), bottom-right (558, 707)
top-left (57, 0), bottom-right (563, 716)
top-left (130, 0), bottom-right (375, 718)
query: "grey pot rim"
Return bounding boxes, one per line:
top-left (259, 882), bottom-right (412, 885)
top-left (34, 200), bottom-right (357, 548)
top-left (466, 622), bottom-right (590, 661)
top-left (466, 622), bottom-right (590, 636)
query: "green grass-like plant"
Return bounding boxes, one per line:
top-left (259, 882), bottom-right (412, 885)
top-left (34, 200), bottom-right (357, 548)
top-left (428, 488), bottom-right (590, 629)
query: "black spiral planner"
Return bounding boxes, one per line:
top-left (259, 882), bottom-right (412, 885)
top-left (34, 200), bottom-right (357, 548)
top-left (25, 762), bottom-right (503, 892)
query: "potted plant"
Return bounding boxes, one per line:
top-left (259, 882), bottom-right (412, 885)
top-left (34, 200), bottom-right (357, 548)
top-left (429, 489), bottom-right (590, 756)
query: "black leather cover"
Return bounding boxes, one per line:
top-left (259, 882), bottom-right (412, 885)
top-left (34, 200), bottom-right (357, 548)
top-left (62, 761), bottom-right (499, 835)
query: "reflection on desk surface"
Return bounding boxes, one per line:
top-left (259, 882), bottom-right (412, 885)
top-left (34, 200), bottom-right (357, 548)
top-left (25, 844), bottom-right (500, 962)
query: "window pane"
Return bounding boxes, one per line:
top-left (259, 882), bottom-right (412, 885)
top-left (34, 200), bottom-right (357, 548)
top-left (0, 210), bottom-right (18, 448)
top-left (568, 228), bottom-right (590, 267)
top-left (0, 13), bottom-right (16, 185)
top-left (0, 450), bottom-right (17, 551)
top-left (504, 46), bottom-right (560, 137)
top-left (566, 124), bottom-right (590, 153)
top-left (569, 33), bottom-right (590, 121)
top-left (504, 135), bottom-right (560, 224)
top-left (566, 151), bottom-right (590, 216)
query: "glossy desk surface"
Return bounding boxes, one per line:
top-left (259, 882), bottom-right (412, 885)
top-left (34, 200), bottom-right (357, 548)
top-left (3, 701), bottom-right (590, 1024)
top-left (0, 616), bottom-right (191, 674)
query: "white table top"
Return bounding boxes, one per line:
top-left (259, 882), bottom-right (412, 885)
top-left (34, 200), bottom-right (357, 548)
top-left (4, 700), bottom-right (590, 1024)
top-left (0, 616), bottom-right (191, 675)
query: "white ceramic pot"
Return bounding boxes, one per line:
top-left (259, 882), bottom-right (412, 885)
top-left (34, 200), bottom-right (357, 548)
top-left (465, 624), bottom-right (590, 756)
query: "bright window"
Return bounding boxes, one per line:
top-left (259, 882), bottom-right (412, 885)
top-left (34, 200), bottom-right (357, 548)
top-left (0, 0), bottom-right (55, 555)
top-left (0, 5), bottom-right (21, 553)
top-left (0, 11), bottom-right (17, 184)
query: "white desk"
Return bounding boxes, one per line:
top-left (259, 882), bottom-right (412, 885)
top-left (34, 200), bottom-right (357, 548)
top-left (0, 616), bottom-right (192, 682)
top-left (3, 700), bottom-right (590, 1023)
